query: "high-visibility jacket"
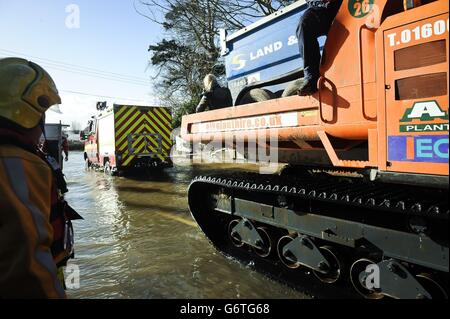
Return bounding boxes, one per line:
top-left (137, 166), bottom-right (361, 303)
top-left (0, 139), bottom-right (66, 299)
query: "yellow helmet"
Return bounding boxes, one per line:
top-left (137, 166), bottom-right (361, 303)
top-left (0, 57), bottom-right (61, 129)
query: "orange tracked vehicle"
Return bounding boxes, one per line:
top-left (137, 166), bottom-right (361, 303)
top-left (182, 0), bottom-right (448, 298)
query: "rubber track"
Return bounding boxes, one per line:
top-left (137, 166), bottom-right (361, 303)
top-left (191, 172), bottom-right (449, 220)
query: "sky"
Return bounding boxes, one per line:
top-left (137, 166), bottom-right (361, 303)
top-left (0, 0), bottom-right (165, 129)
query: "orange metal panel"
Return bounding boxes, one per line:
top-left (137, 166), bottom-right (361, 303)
top-left (382, 3), bottom-right (448, 177)
top-left (181, 0), bottom-right (448, 174)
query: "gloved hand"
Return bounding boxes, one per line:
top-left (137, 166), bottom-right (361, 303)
top-left (65, 156), bottom-right (69, 162)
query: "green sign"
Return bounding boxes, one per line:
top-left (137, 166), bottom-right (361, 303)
top-left (400, 123), bottom-right (449, 133)
top-left (400, 101), bottom-right (448, 123)
top-left (348, 0), bottom-right (374, 18)
top-left (400, 101), bottom-right (449, 133)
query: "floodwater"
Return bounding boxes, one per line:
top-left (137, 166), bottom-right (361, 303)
top-left (64, 151), bottom-right (307, 299)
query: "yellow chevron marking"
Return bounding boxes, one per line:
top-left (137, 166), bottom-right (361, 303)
top-left (119, 123), bottom-right (161, 152)
top-left (122, 153), bottom-right (137, 166)
top-left (125, 113), bottom-right (171, 147)
top-left (115, 111), bottom-right (142, 139)
top-left (134, 128), bottom-right (159, 152)
top-left (159, 111), bottom-right (173, 127)
top-left (154, 108), bottom-right (172, 128)
top-left (130, 135), bottom-right (146, 150)
top-left (115, 106), bottom-right (137, 127)
top-left (143, 119), bottom-right (171, 150)
top-left (128, 132), bottom-right (166, 161)
top-left (122, 136), bottom-right (164, 166)
top-left (127, 140), bottom-right (159, 158)
top-left (121, 136), bottom-right (147, 167)
top-left (119, 123), bottom-right (151, 152)
top-left (145, 120), bottom-right (172, 149)
top-left (145, 113), bottom-right (172, 145)
top-left (116, 114), bottom-right (148, 147)
top-left (116, 114), bottom-right (171, 163)
top-left (115, 107), bottom-right (172, 167)
top-left (153, 114), bottom-right (173, 151)
top-left (147, 111), bottom-right (172, 137)
top-left (122, 156), bottom-right (135, 167)
top-left (116, 110), bottom-right (138, 133)
top-left (114, 106), bottom-right (128, 119)
top-left (158, 108), bottom-right (172, 121)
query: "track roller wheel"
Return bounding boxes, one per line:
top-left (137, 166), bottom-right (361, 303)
top-left (277, 235), bottom-right (300, 269)
top-left (416, 273), bottom-right (448, 299)
top-left (252, 227), bottom-right (273, 258)
top-left (228, 220), bottom-right (244, 248)
top-left (313, 246), bottom-right (343, 284)
top-left (350, 259), bottom-right (384, 299)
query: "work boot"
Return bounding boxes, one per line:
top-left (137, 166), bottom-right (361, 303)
top-left (298, 78), bottom-right (318, 96)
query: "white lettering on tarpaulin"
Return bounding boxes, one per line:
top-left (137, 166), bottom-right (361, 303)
top-left (288, 35), bottom-right (299, 46)
top-left (231, 35), bottom-right (297, 70)
top-left (194, 112), bottom-right (299, 134)
top-left (250, 41), bottom-right (283, 61)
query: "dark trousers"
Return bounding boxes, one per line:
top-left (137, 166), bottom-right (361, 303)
top-left (296, 8), bottom-right (335, 81)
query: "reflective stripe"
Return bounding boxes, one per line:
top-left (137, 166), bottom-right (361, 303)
top-left (2, 157), bottom-right (65, 298)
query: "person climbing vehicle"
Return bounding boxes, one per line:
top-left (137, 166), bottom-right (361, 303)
top-left (297, 0), bottom-right (343, 96)
top-left (196, 74), bottom-right (233, 113)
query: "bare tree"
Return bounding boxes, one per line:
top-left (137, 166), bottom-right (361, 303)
top-left (136, 0), bottom-right (296, 30)
top-left (136, 0), bottom-right (295, 124)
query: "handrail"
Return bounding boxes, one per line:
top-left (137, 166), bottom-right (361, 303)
top-left (358, 24), bottom-right (377, 121)
top-left (317, 76), bottom-right (337, 124)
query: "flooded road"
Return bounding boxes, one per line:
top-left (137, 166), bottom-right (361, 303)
top-left (64, 152), bottom-right (307, 299)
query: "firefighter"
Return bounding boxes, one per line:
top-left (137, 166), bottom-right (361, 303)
top-left (297, 0), bottom-right (342, 95)
top-left (42, 133), bottom-right (69, 170)
top-left (0, 57), bottom-right (76, 298)
top-left (196, 74), bottom-right (233, 113)
top-left (62, 133), bottom-right (69, 162)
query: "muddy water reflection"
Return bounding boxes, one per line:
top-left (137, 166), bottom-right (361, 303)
top-left (64, 152), bottom-right (307, 299)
